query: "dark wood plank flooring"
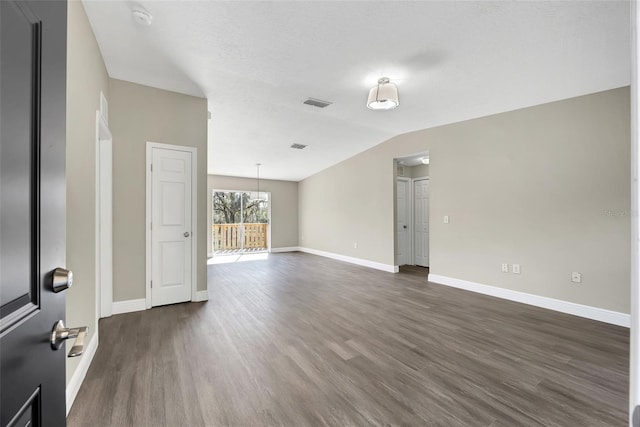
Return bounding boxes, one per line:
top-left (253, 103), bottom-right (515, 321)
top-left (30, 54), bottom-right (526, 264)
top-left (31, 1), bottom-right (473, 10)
top-left (68, 252), bottom-right (629, 426)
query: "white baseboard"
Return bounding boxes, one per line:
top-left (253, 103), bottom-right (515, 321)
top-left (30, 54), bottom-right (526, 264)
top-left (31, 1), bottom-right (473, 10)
top-left (193, 290), bottom-right (209, 302)
top-left (429, 274), bottom-right (630, 328)
top-left (271, 246), bottom-right (300, 253)
top-left (112, 298), bottom-right (146, 315)
top-left (298, 247), bottom-right (398, 273)
top-left (113, 293), bottom-right (209, 313)
top-left (66, 331), bottom-right (99, 415)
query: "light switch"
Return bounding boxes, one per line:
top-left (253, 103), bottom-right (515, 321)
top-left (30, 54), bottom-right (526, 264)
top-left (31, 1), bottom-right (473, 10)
top-left (444, 215), bottom-right (449, 224)
top-left (501, 263), bottom-right (509, 273)
top-left (512, 264), bottom-right (521, 274)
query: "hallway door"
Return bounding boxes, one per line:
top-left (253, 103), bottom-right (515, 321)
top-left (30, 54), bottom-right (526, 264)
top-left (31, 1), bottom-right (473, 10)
top-left (396, 178), bottom-right (411, 266)
top-left (150, 145), bottom-right (195, 307)
top-left (414, 179), bottom-right (429, 267)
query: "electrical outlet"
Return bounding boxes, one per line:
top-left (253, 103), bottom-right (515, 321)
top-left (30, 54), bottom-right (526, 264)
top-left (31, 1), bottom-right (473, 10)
top-left (501, 263), bottom-right (509, 273)
top-left (571, 272), bottom-right (582, 283)
top-left (512, 264), bottom-right (521, 274)
top-left (444, 215), bottom-right (450, 224)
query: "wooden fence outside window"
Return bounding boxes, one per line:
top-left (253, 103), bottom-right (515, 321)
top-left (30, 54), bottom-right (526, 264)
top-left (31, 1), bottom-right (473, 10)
top-left (212, 223), bottom-right (268, 251)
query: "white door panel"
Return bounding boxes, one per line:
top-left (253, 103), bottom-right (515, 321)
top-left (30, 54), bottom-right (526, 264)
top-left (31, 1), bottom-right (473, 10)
top-left (396, 179), bottom-right (411, 266)
top-left (414, 179), bottom-right (430, 267)
top-left (151, 147), bottom-right (192, 306)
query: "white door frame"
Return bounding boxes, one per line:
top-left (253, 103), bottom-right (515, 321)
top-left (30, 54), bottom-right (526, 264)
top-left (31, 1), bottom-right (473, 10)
top-left (396, 177), bottom-right (413, 266)
top-left (145, 142), bottom-right (198, 310)
top-left (266, 195), bottom-right (272, 253)
top-left (631, 2), bottom-right (639, 424)
top-left (412, 176), bottom-right (430, 267)
top-left (96, 110), bottom-right (113, 320)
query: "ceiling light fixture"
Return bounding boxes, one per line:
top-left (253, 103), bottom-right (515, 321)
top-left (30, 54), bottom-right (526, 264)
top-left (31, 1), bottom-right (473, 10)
top-left (421, 157), bottom-right (429, 165)
top-left (132, 8), bottom-right (153, 26)
top-left (367, 77), bottom-right (399, 110)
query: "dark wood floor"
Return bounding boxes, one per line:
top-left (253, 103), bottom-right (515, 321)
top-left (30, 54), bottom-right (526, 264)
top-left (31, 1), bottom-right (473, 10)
top-left (68, 252), bottom-right (629, 426)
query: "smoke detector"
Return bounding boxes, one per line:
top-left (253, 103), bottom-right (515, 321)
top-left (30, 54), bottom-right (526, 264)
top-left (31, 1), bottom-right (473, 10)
top-left (132, 8), bottom-right (153, 26)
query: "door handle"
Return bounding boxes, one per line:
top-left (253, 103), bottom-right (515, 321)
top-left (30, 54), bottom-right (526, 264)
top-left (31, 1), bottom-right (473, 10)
top-left (184, 231), bottom-right (191, 237)
top-left (52, 267), bottom-right (73, 293)
top-left (50, 320), bottom-right (88, 357)
top-left (403, 225), bottom-right (407, 229)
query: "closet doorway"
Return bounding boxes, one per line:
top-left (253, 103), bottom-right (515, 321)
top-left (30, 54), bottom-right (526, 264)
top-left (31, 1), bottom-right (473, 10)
top-left (394, 152), bottom-right (429, 270)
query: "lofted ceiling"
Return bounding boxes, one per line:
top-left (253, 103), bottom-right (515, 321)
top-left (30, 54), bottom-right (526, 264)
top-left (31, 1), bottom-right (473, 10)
top-left (83, 0), bottom-right (630, 181)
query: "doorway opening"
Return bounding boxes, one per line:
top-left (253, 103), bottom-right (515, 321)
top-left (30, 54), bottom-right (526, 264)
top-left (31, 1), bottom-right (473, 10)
top-left (211, 190), bottom-right (271, 259)
top-left (394, 151), bottom-right (429, 274)
top-left (96, 110), bottom-right (113, 319)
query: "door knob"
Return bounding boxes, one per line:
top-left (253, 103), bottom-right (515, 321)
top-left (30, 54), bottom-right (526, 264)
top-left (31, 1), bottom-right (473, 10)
top-left (403, 225), bottom-right (407, 229)
top-left (51, 320), bottom-right (88, 357)
top-left (52, 267), bottom-right (73, 293)
top-left (184, 231), bottom-right (190, 237)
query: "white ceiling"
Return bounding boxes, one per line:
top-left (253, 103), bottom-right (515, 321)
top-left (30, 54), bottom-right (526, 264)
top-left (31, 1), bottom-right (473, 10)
top-left (83, 1), bottom-right (630, 181)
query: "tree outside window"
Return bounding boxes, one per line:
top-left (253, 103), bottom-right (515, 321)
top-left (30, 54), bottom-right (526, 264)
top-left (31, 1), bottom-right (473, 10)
top-left (212, 191), bottom-right (268, 224)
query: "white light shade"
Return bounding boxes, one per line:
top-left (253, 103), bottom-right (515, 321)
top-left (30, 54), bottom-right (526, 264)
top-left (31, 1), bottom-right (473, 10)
top-left (367, 77), bottom-right (399, 110)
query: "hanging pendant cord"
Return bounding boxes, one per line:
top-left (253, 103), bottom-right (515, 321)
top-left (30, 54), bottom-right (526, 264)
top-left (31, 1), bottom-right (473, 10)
top-left (256, 163), bottom-right (261, 200)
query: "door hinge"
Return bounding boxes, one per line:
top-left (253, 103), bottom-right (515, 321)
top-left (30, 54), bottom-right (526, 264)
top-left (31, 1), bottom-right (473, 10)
top-left (150, 222), bottom-right (152, 230)
top-left (150, 280), bottom-right (153, 288)
top-left (150, 163), bottom-right (153, 172)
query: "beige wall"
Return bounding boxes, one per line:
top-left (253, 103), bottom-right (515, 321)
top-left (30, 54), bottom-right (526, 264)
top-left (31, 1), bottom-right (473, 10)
top-left (208, 175), bottom-right (299, 251)
top-left (300, 146), bottom-right (394, 262)
top-left (300, 87), bottom-right (630, 314)
top-left (109, 79), bottom-right (208, 301)
top-left (65, 1), bottom-right (110, 385)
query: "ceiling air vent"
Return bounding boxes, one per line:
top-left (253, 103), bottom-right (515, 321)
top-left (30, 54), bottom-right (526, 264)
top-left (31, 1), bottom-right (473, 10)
top-left (303, 98), bottom-right (332, 108)
top-left (290, 144), bottom-right (307, 150)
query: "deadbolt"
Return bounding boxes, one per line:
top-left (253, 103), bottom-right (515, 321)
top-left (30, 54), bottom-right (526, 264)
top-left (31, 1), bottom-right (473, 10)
top-left (184, 231), bottom-right (190, 237)
top-left (52, 268), bottom-right (73, 293)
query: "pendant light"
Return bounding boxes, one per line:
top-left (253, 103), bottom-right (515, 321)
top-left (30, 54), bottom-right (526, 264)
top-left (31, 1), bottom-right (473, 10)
top-left (367, 77), bottom-right (399, 110)
top-left (255, 163), bottom-right (262, 201)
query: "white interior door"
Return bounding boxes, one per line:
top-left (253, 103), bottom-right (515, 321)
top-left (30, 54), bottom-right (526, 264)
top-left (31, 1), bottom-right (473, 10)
top-left (396, 179), bottom-right (411, 266)
top-left (151, 147), bottom-right (193, 307)
top-left (414, 179), bottom-right (429, 267)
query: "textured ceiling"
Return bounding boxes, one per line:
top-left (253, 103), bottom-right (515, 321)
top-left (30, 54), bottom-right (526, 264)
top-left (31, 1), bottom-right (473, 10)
top-left (83, 1), bottom-right (630, 181)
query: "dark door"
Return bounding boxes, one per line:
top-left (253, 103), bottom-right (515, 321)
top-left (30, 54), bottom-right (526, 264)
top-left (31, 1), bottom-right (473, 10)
top-left (1, 0), bottom-right (68, 426)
